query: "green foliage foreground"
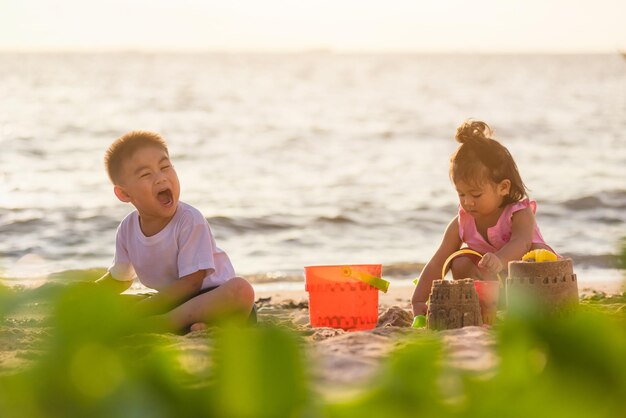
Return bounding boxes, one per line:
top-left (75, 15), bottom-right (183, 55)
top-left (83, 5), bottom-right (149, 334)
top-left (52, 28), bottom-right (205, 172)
top-left (0, 282), bottom-right (625, 418)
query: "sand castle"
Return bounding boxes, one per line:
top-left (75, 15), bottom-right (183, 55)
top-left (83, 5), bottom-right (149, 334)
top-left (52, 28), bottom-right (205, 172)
top-left (507, 257), bottom-right (578, 313)
top-left (427, 279), bottom-right (483, 330)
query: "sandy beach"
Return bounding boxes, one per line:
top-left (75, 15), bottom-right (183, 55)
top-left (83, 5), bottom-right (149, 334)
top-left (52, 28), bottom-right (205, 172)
top-left (1, 277), bottom-right (623, 395)
top-left (0, 274), bottom-right (623, 418)
top-left (0, 278), bottom-right (622, 383)
top-left (253, 279), bottom-right (625, 392)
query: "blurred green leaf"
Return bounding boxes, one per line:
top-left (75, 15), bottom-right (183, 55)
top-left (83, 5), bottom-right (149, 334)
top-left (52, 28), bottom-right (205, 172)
top-left (209, 324), bottom-right (311, 418)
top-left (46, 268), bottom-right (107, 284)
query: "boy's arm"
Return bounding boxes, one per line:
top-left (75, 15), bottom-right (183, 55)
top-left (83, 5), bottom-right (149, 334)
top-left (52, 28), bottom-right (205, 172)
top-left (480, 207), bottom-right (535, 273)
top-left (95, 272), bottom-right (134, 294)
top-left (411, 217), bottom-right (462, 316)
top-left (136, 270), bottom-right (206, 317)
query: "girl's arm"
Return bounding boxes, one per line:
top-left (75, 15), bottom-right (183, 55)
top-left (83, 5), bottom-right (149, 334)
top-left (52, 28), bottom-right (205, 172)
top-left (479, 207), bottom-right (535, 273)
top-left (411, 217), bottom-right (462, 316)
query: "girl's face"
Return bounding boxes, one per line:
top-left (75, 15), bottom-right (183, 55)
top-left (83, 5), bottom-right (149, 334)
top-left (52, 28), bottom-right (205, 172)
top-left (454, 178), bottom-right (511, 220)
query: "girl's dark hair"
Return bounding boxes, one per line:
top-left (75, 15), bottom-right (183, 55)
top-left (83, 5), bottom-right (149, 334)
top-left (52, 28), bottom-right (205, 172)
top-left (450, 120), bottom-right (527, 206)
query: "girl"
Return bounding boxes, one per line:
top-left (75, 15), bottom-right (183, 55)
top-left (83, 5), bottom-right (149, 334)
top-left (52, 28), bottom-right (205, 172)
top-left (411, 120), bottom-right (554, 316)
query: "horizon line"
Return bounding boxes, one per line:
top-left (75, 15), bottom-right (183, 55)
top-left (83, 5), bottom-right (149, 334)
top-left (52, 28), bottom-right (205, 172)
top-left (0, 47), bottom-right (623, 55)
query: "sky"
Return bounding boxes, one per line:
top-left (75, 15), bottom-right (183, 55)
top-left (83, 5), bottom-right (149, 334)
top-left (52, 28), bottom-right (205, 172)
top-left (1, 0), bottom-right (625, 53)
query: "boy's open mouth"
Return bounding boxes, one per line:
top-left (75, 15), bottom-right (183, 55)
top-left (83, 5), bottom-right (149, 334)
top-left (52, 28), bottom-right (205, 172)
top-left (156, 189), bottom-right (174, 207)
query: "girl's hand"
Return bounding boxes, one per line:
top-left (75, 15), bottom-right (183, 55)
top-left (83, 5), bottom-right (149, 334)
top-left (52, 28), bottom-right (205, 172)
top-left (478, 252), bottom-right (503, 274)
top-left (412, 302), bottom-right (428, 316)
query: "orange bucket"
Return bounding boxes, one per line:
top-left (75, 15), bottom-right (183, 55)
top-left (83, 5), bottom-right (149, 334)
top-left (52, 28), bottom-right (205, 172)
top-left (473, 280), bottom-right (500, 325)
top-left (304, 264), bottom-right (387, 331)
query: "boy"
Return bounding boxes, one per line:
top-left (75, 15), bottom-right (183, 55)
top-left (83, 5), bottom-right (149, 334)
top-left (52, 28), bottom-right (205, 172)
top-left (96, 130), bottom-right (255, 332)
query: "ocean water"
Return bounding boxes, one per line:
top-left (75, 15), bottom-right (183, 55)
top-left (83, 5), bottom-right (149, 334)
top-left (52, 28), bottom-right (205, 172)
top-left (0, 53), bottom-right (625, 285)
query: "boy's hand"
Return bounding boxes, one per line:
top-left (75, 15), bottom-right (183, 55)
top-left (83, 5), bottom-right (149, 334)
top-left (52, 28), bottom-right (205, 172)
top-left (95, 272), bottom-right (133, 294)
top-left (478, 253), bottom-right (503, 274)
top-left (412, 302), bottom-right (428, 317)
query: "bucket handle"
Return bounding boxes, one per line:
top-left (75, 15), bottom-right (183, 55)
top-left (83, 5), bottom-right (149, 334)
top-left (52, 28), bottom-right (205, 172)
top-left (412, 249), bottom-right (503, 287)
top-left (342, 266), bottom-right (390, 293)
top-left (441, 249), bottom-right (504, 288)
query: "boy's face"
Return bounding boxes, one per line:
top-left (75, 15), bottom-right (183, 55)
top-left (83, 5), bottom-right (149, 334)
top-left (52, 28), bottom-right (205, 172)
top-left (114, 146), bottom-right (180, 221)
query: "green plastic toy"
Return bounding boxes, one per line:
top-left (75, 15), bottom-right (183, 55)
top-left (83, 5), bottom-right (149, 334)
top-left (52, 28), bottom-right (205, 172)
top-left (412, 315), bottom-right (426, 328)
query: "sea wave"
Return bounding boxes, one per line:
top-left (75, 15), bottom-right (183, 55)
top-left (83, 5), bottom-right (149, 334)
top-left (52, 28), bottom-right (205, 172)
top-left (207, 215), bottom-right (296, 233)
top-left (207, 213), bottom-right (358, 234)
top-left (314, 214), bottom-right (356, 224)
top-left (561, 253), bottom-right (621, 269)
top-left (561, 190), bottom-right (626, 211)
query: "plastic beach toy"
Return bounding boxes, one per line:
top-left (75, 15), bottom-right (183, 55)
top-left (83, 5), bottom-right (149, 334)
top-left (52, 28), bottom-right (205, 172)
top-left (341, 266), bottom-right (390, 293)
top-left (442, 249), bottom-right (504, 288)
top-left (412, 315), bottom-right (426, 328)
top-left (305, 265), bottom-right (390, 331)
top-left (473, 280), bottom-right (500, 325)
top-left (522, 249), bottom-right (558, 262)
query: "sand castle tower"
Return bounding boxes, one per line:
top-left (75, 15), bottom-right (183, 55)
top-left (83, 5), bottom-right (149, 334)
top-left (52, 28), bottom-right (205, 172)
top-left (507, 258), bottom-right (578, 313)
top-left (427, 279), bottom-right (482, 330)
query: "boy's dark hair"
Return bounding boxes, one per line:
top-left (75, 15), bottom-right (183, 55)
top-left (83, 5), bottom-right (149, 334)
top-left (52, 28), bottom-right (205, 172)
top-left (105, 131), bottom-right (168, 184)
top-left (449, 120), bottom-right (527, 206)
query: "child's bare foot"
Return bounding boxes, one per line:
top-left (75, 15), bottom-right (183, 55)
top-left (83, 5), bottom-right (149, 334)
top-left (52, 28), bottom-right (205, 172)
top-left (190, 322), bottom-right (208, 332)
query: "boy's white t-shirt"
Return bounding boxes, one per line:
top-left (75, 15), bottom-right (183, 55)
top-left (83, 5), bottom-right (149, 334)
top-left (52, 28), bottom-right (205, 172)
top-left (108, 201), bottom-right (235, 291)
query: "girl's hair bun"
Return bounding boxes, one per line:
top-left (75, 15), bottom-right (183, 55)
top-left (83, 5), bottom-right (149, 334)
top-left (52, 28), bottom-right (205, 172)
top-left (455, 120), bottom-right (493, 144)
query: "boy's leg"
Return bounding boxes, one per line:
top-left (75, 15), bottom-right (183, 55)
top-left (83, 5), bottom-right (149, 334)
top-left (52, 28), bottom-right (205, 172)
top-left (161, 276), bottom-right (255, 332)
top-left (190, 305), bottom-right (257, 331)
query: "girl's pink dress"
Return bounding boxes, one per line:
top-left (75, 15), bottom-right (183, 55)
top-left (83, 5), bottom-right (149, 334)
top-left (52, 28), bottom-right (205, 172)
top-left (458, 198), bottom-right (553, 254)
